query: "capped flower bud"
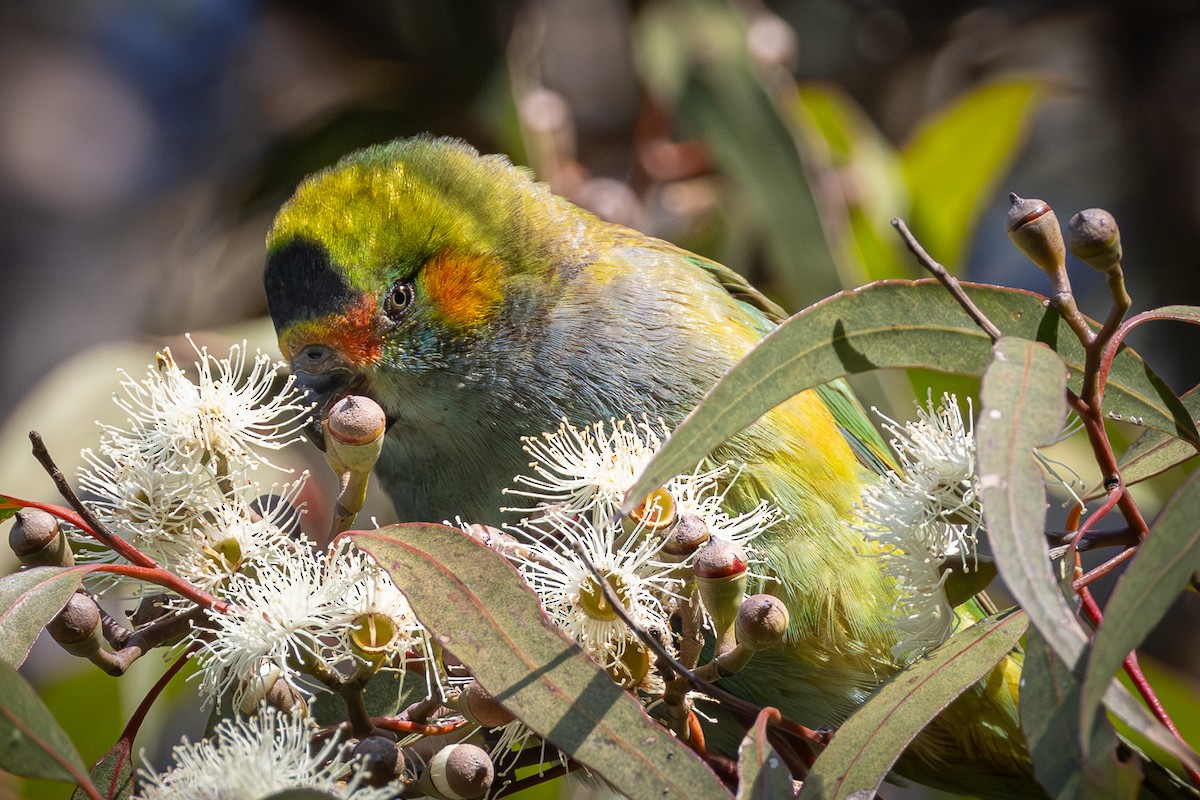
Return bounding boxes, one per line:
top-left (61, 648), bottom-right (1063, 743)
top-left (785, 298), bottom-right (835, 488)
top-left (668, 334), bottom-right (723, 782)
top-left (47, 593), bottom-right (103, 657)
top-left (326, 395), bottom-right (387, 446)
top-left (238, 664), bottom-right (283, 715)
top-left (353, 736), bottom-right (399, 786)
top-left (1006, 193), bottom-right (1065, 275)
top-left (694, 538), bottom-right (749, 655)
top-left (9, 508), bottom-right (73, 568)
top-left (264, 675), bottom-right (306, 716)
top-left (662, 513), bottom-right (710, 559)
top-left (625, 487), bottom-right (677, 533)
top-left (735, 594), bottom-right (790, 650)
top-left (694, 537), bottom-right (748, 579)
top-left (457, 680), bottom-right (514, 729)
top-left (418, 743), bottom-right (494, 800)
top-left (1067, 208), bottom-right (1123, 273)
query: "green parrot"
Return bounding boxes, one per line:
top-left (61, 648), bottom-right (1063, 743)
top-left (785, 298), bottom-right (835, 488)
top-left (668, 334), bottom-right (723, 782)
top-left (263, 136), bottom-right (1039, 797)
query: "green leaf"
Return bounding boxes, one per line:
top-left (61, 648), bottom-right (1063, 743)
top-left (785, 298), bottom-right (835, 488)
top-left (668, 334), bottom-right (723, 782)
top-left (0, 659), bottom-right (93, 787)
top-left (976, 338), bottom-right (1084, 662)
top-left (901, 78), bottom-right (1046, 270)
top-left (1112, 384), bottom-right (1200, 494)
top-left (1022, 627), bottom-right (1134, 800)
top-left (0, 566), bottom-right (87, 668)
top-left (0, 496), bottom-right (21, 524)
top-left (349, 524), bottom-right (730, 800)
top-left (625, 280), bottom-right (1197, 510)
top-left (796, 609), bottom-right (1028, 800)
top-left (1079, 468), bottom-right (1200, 758)
top-left (71, 739), bottom-right (132, 800)
top-left (735, 709), bottom-right (792, 800)
top-left (635, 1), bottom-right (843, 307)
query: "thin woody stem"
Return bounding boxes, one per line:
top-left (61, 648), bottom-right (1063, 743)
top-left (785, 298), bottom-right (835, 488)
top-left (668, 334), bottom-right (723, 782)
top-left (892, 218), bottom-right (1003, 342)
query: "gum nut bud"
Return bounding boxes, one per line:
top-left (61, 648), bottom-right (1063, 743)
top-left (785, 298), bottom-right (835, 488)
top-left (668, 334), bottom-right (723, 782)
top-left (1006, 193), bottom-right (1065, 274)
top-left (265, 677), bottom-right (306, 716)
top-left (327, 395), bottom-right (386, 445)
top-left (420, 743), bottom-right (494, 800)
top-left (47, 593), bottom-right (102, 656)
top-left (463, 681), bottom-right (514, 728)
top-left (662, 513), bottom-right (710, 558)
top-left (353, 736), bottom-right (400, 786)
top-left (1067, 208), bottom-right (1123, 272)
top-left (694, 538), bottom-right (749, 579)
top-left (10, 508), bottom-right (72, 567)
top-left (735, 594), bottom-right (790, 650)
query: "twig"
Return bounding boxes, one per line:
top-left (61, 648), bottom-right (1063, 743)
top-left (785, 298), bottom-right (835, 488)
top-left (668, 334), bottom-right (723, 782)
top-left (892, 218), bottom-right (1003, 341)
top-left (29, 431), bottom-right (157, 569)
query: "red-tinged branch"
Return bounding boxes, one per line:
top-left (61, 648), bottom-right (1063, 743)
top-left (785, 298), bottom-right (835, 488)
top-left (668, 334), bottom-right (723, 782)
top-left (369, 716), bottom-right (470, 737)
top-left (1079, 589), bottom-right (1200, 785)
top-left (90, 564), bottom-right (229, 613)
top-left (120, 644), bottom-right (196, 744)
top-left (28, 431), bottom-right (158, 569)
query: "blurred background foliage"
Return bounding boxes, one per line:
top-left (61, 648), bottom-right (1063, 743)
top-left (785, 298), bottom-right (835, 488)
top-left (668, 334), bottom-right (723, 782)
top-left (3, 0), bottom-right (1200, 797)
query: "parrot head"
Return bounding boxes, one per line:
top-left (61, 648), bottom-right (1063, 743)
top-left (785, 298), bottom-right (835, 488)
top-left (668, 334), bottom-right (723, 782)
top-left (263, 137), bottom-right (605, 520)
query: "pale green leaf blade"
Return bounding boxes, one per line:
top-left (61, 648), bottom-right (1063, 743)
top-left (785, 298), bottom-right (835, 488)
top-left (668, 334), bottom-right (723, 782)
top-left (1112, 385), bottom-right (1200, 494)
top-left (736, 709), bottom-right (792, 800)
top-left (349, 524), bottom-right (730, 800)
top-left (0, 659), bottom-right (92, 786)
top-left (976, 337), bottom-right (1086, 669)
top-left (1022, 627), bottom-right (1138, 800)
top-left (1103, 683), bottom-right (1200, 777)
top-left (625, 281), bottom-right (1196, 512)
top-left (0, 566), bottom-right (87, 668)
top-left (1079, 469), bottom-right (1200, 757)
top-left (796, 609), bottom-right (1028, 800)
top-left (901, 78), bottom-right (1046, 270)
top-left (71, 739), bottom-right (133, 800)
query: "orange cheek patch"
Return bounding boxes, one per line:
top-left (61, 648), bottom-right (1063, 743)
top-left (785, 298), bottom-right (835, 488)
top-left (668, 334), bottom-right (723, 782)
top-left (421, 250), bottom-right (503, 331)
top-left (279, 296), bottom-right (383, 366)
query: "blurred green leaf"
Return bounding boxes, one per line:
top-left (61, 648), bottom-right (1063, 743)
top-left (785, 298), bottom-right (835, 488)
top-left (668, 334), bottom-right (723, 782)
top-left (1022, 627), bottom-right (1135, 800)
top-left (902, 78), bottom-right (1046, 270)
top-left (797, 609), bottom-right (1028, 800)
top-left (635, 0), bottom-right (842, 307)
top-left (976, 338), bottom-right (1082, 663)
top-left (625, 281), bottom-right (1197, 510)
top-left (794, 83), bottom-right (910, 282)
top-left (735, 709), bottom-right (791, 800)
top-left (0, 566), bottom-right (86, 668)
top-left (0, 659), bottom-right (92, 788)
top-left (71, 739), bottom-right (132, 800)
top-left (350, 524), bottom-right (730, 800)
top-left (1080, 467), bottom-right (1200, 759)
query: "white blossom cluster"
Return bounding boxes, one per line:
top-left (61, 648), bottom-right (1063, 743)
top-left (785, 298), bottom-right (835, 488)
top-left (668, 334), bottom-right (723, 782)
top-left (853, 392), bottom-right (985, 661)
top-left (75, 340), bottom-right (431, 710)
top-left (137, 706), bottom-right (396, 800)
top-left (498, 416), bottom-right (780, 682)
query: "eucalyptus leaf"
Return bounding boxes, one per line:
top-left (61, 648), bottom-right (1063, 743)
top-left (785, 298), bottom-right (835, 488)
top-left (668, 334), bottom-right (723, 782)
top-left (1022, 626), bottom-right (1132, 800)
top-left (0, 566), bottom-right (87, 668)
top-left (625, 281), bottom-right (1196, 512)
top-left (902, 78), bottom-right (1046, 270)
top-left (735, 709), bottom-right (792, 800)
top-left (1079, 468), bottom-right (1200, 760)
top-left (796, 609), bottom-right (1028, 800)
top-left (976, 338), bottom-right (1086, 666)
top-left (349, 524), bottom-right (730, 800)
top-left (71, 738), bottom-right (133, 800)
top-left (1111, 385), bottom-right (1200, 496)
top-left (0, 659), bottom-right (92, 787)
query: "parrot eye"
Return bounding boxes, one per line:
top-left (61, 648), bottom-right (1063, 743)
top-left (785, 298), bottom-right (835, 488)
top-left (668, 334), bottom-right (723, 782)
top-left (384, 281), bottom-right (415, 319)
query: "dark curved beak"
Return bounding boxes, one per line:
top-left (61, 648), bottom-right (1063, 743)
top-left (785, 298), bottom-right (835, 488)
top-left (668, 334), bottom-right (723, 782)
top-left (293, 367), bottom-right (356, 451)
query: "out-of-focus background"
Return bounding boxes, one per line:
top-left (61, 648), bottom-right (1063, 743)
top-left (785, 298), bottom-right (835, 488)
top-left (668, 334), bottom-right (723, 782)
top-left (3, 1), bottom-right (1200, 797)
